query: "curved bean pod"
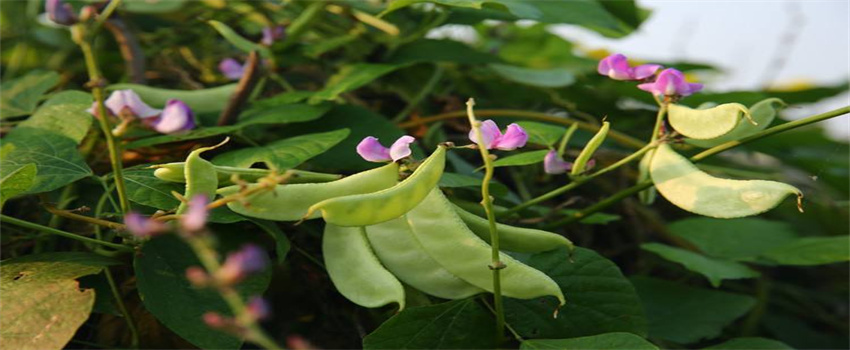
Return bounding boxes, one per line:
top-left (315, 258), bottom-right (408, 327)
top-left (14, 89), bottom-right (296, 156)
top-left (152, 162), bottom-right (341, 184)
top-left (177, 141), bottom-right (224, 214)
top-left (408, 189), bottom-right (565, 305)
top-left (687, 98), bottom-right (785, 148)
top-left (668, 103), bottom-right (750, 140)
top-left (571, 121), bottom-right (609, 175)
top-left (365, 217), bottom-right (484, 299)
top-left (323, 224), bottom-right (405, 309)
top-left (307, 146), bottom-right (446, 227)
top-left (452, 204), bottom-right (573, 253)
top-left (219, 163), bottom-right (399, 221)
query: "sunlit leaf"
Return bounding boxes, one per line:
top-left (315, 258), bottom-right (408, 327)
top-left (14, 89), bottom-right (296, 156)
top-left (18, 90), bottom-right (93, 144)
top-left (489, 64), bottom-right (575, 88)
top-left (0, 70), bottom-right (59, 119)
top-left (0, 128), bottom-right (92, 195)
top-left (310, 64), bottom-right (407, 102)
top-left (0, 163), bottom-right (36, 208)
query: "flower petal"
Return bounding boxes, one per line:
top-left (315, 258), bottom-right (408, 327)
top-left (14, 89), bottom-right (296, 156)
top-left (104, 90), bottom-right (162, 118)
top-left (124, 212), bottom-right (166, 238)
top-left (389, 135), bottom-right (415, 161)
top-left (633, 64), bottom-right (662, 79)
top-left (356, 136), bottom-right (392, 162)
top-left (598, 54), bottom-right (633, 80)
top-left (543, 150), bottom-right (572, 174)
top-left (46, 0), bottom-right (76, 25)
top-left (181, 194), bottom-right (209, 232)
top-left (153, 99), bottom-right (195, 134)
top-left (469, 119), bottom-right (501, 149)
top-left (493, 123), bottom-right (528, 150)
top-left (218, 58), bottom-right (245, 80)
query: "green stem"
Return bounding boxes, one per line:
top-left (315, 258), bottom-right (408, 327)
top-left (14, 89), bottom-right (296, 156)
top-left (0, 215), bottom-right (134, 252)
top-left (90, 0), bottom-right (123, 35)
top-left (104, 267), bottom-right (140, 348)
top-left (548, 105), bottom-right (850, 227)
top-left (650, 102), bottom-right (668, 142)
top-left (393, 64), bottom-right (444, 122)
top-left (466, 99), bottom-right (506, 344)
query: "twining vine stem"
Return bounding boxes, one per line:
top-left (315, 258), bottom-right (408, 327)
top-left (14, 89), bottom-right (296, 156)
top-left (0, 214), bottom-right (133, 252)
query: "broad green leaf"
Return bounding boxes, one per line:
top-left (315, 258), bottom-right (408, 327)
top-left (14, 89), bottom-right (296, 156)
top-left (386, 39), bottom-right (500, 65)
top-left (484, 24), bottom-right (597, 71)
top-left (514, 121), bottom-right (566, 146)
top-left (438, 172), bottom-right (509, 197)
top-left (489, 64), bottom-right (575, 88)
top-left (492, 149), bottom-right (548, 168)
top-left (0, 253), bottom-right (117, 350)
top-left (309, 64), bottom-right (406, 102)
top-left (124, 167), bottom-right (184, 210)
top-left (212, 129), bottom-right (350, 169)
top-left (641, 243), bottom-right (760, 287)
top-left (0, 163), bottom-right (36, 208)
top-left (650, 144), bottom-right (800, 218)
top-left (667, 103), bottom-right (749, 140)
top-left (520, 333), bottom-right (659, 350)
top-left (705, 337), bottom-right (793, 350)
top-left (122, 0), bottom-right (187, 13)
top-left (668, 218), bottom-right (798, 261)
top-left (688, 98), bottom-right (785, 148)
top-left (208, 20), bottom-right (272, 59)
top-left (0, 128), bottom-right (92, 194)
top-left (504, 247), bottom-right (648, 339)
top-left (0, 70), bottom-right (59, 119)
top-left (760, 236), bottom-right (850, 266)
top-left (107, 84), bottom-right (237, 114)
top-left (572, 121), bottom-right (608, 175)
top-left (631, 277), bottom-right (756, 344)
top-left (362, 298), bottom-right (495, 349)
top-left (18, 91), bottom-right (93, 144)
top-left (134, 235), bottom-right (271, 350)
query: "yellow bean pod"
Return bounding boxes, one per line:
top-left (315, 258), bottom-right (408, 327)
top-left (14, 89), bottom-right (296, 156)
top-left (219, 163), bottom-right (399, 221)
top-left (571, 121), bottom-right (609, 176)
top-left (667, 103), bottom-right (751, 140)
top-left (323, 224), bottom-right (405, 309)
top-left (365, 217), bottom-right (484, 299)
top-left (307, 146), bottom-right (446, 227)
top-left (687, 98), bottom-right (785, 148)
top-left (650, 144), bottom-right (802, 218)
top-left (452, 205), bottom-right (574, 253)
top-left (407, 189), bottom-right (565, 305)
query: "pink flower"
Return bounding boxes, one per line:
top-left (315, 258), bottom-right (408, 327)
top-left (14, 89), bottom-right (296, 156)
top-left (246, 297), bottom-right (271, 320)
top-left (356, 135), bottom-right (415, 162)
top-left (152, 99), bottom-right (195, 134)
top-left (468, 120), bottom-right (528, 151)
top-left (261, 26), bottom-right (286, 46)
top-left (180, 195), bottom-right (208, 232)
top-left (638, 68), bottom-right (703, 97)
top-left (218, 244), bottom-right (268, 285)
top-left (89, 89), bottom-right (162, 119)
top-left (597, 54), bottom-right (662, 81)
top-left (124, 212), bottom-right (167, 238)
top-left (46, 0), bottom-right (76, 25)
top-left (543, 150), bottom-right (572, 175)
top-left (219, 58), bottom-right (244, 80)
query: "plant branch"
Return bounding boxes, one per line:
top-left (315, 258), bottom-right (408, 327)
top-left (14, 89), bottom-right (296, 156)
top-left (218, 50), bottom-right (261, 126)
top-left (0, 215), bottom-right (134, 252)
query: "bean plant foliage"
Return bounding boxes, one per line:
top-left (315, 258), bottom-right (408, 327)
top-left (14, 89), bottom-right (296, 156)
top-left (0, 1), bottom-right (848, 349)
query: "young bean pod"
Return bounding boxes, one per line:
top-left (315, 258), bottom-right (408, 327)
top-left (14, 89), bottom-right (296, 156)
top-left (323, 224), bottom-right (405, 310)
top-left (307, 146), bottom-right (446, 227)
top-left (177, 140), bottom-right (226, 214)
top-left (571, 121), bottom-right (609, 175)
top-left (407, 189), bottom-right (565, 305)
top-left (687, 98), bottom-right (785, 148)
top-left (667, 103), bottom-right (751, 140)
top-left (365, 217), bottom-right (484, 299)
top-left (452, 205), bottom-right (574, 253)
top-left (152, 162), bottom-right (341, 184)
top-left (219, 163), bottom-right (399, 221)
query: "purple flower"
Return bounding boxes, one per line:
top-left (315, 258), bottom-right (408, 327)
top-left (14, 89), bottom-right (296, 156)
top-left (261, 26), bottom-right (286, 46)
top-left (152, 99), bottom-right (195, 134)
top-left (88, 89), bottom-right (162, 119)
top-left (597, 54), bottom-right (661, 81)
top-left (219, 58), bottom-right (245, 80)
top-left (124, 212), bottom-right (167, 238)
top-left (468, 120), bottom-right (528, 151)
top-left (218, 244), bottom-right (268, 284)
top-left (638, 68), bottom-right (703, 97)
top-left (356, 135), bottom-right (415, 162)
top-left (45, 0), bottom-right (76, 26)
top-left (180, 195), bottom-right (208, 232)
top-left (543, 150), bottom-right (572, 175)
top-left (246, 297), bottom-right (271, 320)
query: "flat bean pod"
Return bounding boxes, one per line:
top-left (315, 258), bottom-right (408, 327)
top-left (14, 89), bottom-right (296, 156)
top-left (219, 163), bottom-right (399, 221)
top-left (323, 224), bottom-right (405, 309)
top-left (571, 121), bottom-right (609, 175)
top-left (687, 98), bottom-right (785, 148)
top-left (452, 204), bottom-right (573, 253)
top-left (650, 143), bottom-right (802, 218)
top-left (407, 189), bottom-right (565, 305)
top-left (307, 146), bottom-right (446, 227)
top-left (668, 103), bottom-right (750, 140)
top-left (365, 217), bottom-right (484, 299)
top-left (152, 162), bottom-right (341, 184)
top-left (177, 142), bottom-right (222, 214)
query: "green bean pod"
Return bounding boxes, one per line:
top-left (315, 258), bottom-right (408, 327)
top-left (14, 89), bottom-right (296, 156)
top-left (177, 142), bottom-right (222, 214)
top-left (407, 189), bottom-right (565, 305)
top-left (365, 217), bottom-right (484, 299)
top-left (323, 224), bottom-right (405, 309)
top-left (219, 163), bottom-right (399, 221)
top-left (307, 146), bottom-right (446, 227)
top-left (452, 204), bottom-right (574, 253)
top-left (152, 162), bottom-right (341, 184)
top-left (571, 121), bottom-right (609, 176)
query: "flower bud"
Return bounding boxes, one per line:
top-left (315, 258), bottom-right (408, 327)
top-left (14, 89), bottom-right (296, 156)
top-left (180, 195), bottom-right (209, 232)
top-left (217, 244), bottom-right (268, 285)
top-left (543, 150), bottom-right (572, 175)
top-left (246, 296), bottom-right (271, 320)
top-left (124, 212), bottom-right (167, 238)
top-left (45, 0), bottom-right (77, 26)
top-left (261, 26), bottom-right (286, 46)
top-left (219, 58), bottom-right (245, 81)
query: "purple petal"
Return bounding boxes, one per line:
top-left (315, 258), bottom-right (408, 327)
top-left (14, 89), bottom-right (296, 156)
top-left (633, 64), bottom-right (662, 79)
top-left (104, 90), bottom-right (162, 118)
top-left (469, 119), bottom-right (501, 149)
top-left (124, 212), bottom-right (166, 238)
top-left (356, 136), bottom-right (392, 162)
top-left (247, 297), bottom-right (271, 320)
top-left (261, 26), bottom-right (285, 46)
top-left (153, 99), bottom-right (195, 134)
top-left (684, 83), bottom-right (704, 96)
top-left (180, 194), bottom-right (208, 232)
top-left (637, 81), bottom-right (659, 95)
top-left (493, 123), bottom-right (528, 150)
top-left (46, 0), bottom-right (76, 25)
top-left (598, 54), bottom-right (633, 80)
top-left (389, 135), bottom-right (415, 161)
top-left (219, 58), bottom-right (245, 80)
top-left (543, 150), bottom-right (572, 174)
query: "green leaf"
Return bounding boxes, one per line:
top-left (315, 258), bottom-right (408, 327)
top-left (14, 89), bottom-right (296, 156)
top-left (208, 20), bottom-right (272, 59)
top-left (18, 91), bottom-right (94, 144)
top-left (134, 235), bottom-right (271, 350)
top-left (520, 333), bottom-right (659, 350)
top-left (0, 163), bottom-right (36, 208)
top-left (688, 98), bottom-right (785, 148)
top-left (705, 337), bottom-right (793, 350)
top-left (126, 126), bottom-right (241, 149)
top-left (759, 236), bottom-right (850, 266)
top-left (631, 277), bottom-right (756, 344)
top-left (107, 84), bottom-right (238, 114)
top-left (0, 70), bottom-right (59, 119)
top-left (362, 298), bottom-right (495, 349)
top-left (492, 149), bottom-right (548, 168)
top-left (124, 167), bottom-right (184, 210)
top-left (504, 247), bottom-right (648, 339)
top-left (641, 243), bottom-right (760, 287)
top-left (0, 128), bottom-right (92, 195)
top-left (212, 129), bottom-right (350, 169)
top-left (668, 218), bottom-right (798, 261)
top-left (438, 172), bottom-right (509, 197)
top-left (515, 122), bottom-right (566, 146)
top-left (489, 64), bottom-right (575, 88)
top-left (560, 209), bottom-right (621, 225)
top-left (386, 39), bottom-right (501, 65)
top-left (309, 64), bottom-right (406, 102)
top-left (0, 253), bottom-right (117, 350)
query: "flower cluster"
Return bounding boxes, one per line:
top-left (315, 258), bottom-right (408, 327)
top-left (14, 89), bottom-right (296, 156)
top-left (598, 53), bottom-right (703, 99)
top-left (90, 89), bottom-right (195, 134)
